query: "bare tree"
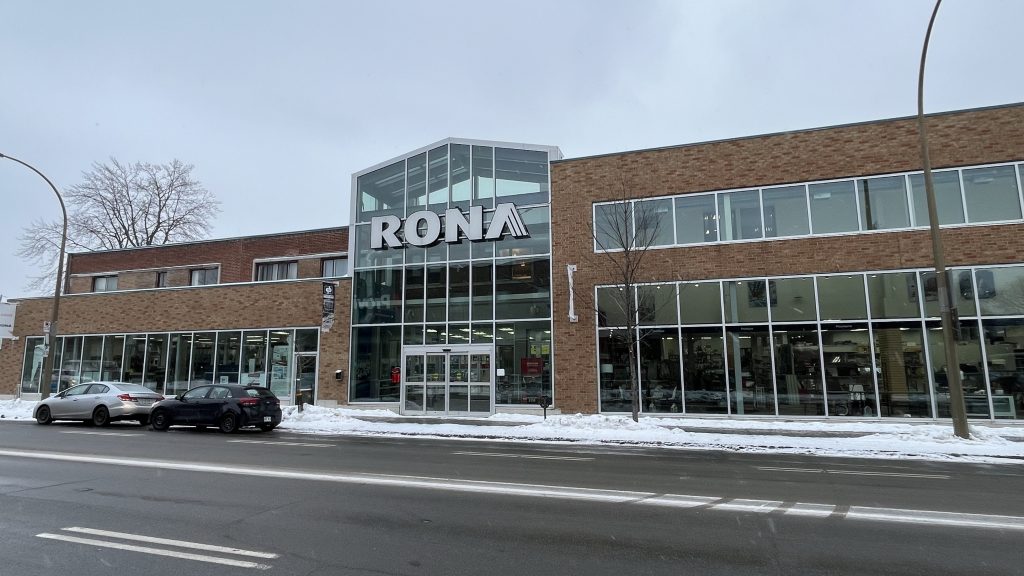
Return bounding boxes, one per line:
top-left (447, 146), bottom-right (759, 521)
top-left (18, 158), bottom-right (220, 293)
top-left (588, 178), bottom-right (669, 422)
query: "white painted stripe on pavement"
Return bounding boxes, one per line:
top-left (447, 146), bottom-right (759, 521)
top-left (757, 466), bottom-right (949, 479)
top-left (4, 449), bottom-right (1022, 532)
top-left (785, 503), bottom-right (837, 518)
top-left (60, 431), bottom-right (141, 437)
top-left (847, 507), bottom-right (1024, 530)
top-left (62, 527), bottom-right (279, 558)
top-left (35, 533), bottom-right (272, 570)
top-left (454, 451), bottom-right (593, 461)
top-left (825, 470), bottom-right (949, 479)
top-left (227, 440), bottom-right (335, 448)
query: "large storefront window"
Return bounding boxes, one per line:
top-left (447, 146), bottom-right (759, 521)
top-left (20, 337), bottom-right (45, 393)
top-left (598, 329), bottom-right (632, 413)
top-left (101, 335), bottom-right (124, 381)
top-left (726, 326), bottom-right (773, 415)
top-left (268, 330), bottom-right (293, 398)
top-left (59, 336), bottom-right (84, 392)
top-left (144, 333), bottom-right (169, 392)
top-left (494, 258), bottom-right (550, 319)
top-left (81, 336), bottom-right (104, 383)
top-left (495, 321), bottom-right (551, 405)
top-left (639, 329), bottom-right (681, 413)
top-left (981, 318), bottom-right (1024, 420)
top-left (682, 329), bottom-right (727, 414)
top-left (873, 322), bottom-right (930, 417)
top-left (820, 324), bottom-right (875, 417)
top-left (927, 321), bottom-right (988, 418)
top-left (773, 326), bottom-right (824, 416)
top-left (977, 266), bottom-right (1024, 316)
top-left (167, 333), bottom-right (192, 395)
top-left (351, 326), bottom-right (401, 402)
top-left (355, 269), bottom-right (402, 324)
top-left (190, 332), bottom-right (215, 386)
top-left (213, 331), bottom-right (240, 384)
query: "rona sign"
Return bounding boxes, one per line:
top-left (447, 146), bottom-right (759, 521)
top-left (371, 203), bottom-right (529, 249)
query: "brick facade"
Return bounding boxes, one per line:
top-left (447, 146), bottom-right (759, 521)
top-left (550, 104), bottom-right (1024, 414)
top-left (65, 227), bottom-right (347, 294)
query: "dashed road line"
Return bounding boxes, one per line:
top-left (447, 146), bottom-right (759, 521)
top-left (453, 451), bottom-right (594, 461)
top-left (227, 439), bottom-right (335, 448)
top-left (60, 431), bottom-right (142, 437)
top-left (36, 527), bottom-right (277, 570)
top-left (756, 466), bottom-right (949, 479)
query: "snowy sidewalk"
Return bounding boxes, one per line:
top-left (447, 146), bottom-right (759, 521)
top-left (3, 399), bottom-right (1023, 464)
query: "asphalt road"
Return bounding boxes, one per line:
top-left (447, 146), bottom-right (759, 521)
top-left (1, 420), bottom-right (1022, 575)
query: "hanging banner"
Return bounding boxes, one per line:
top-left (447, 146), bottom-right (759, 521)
top-left (321, 282), bottom-right (336, 332)
top-left (0, 302), bottom-right (15, 340)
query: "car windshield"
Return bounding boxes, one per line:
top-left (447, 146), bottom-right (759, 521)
top-left (115, 384), bottom-right (155, 393)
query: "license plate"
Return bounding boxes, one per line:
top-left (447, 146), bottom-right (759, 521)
top-left (263, 416), bottom-right (272, 422)
top-left (139, 399), bottom-right (153, 406)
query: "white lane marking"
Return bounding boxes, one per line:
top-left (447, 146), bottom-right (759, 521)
top-left (35, 533), bottom-right (272, 570)
top-left (227, 440), bottom-right (335, 448)
top-left (453, 451), bottom-right (594, 461)
top-left (60, 431), bottom-right (141, 437)
top-left (847, 507), bottom-right (1024, 531)
top-left (61, 527), bottom-right (279, 559)
top-left (757, 466), bottom-right (949, 479)
top-left (785, 503), bottom-right (837, 518)
top-left (4, 449), bottom-right (1022, 532)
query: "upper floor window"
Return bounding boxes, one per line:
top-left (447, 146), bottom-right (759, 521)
top-left (155, 271), bottom-right (168, 288)
top-left (322, 257), bottom-right (347, 278)
top-left (92, 276), bottom-right (118, 292)
top-left (190, 267), bottom-right (219, 286)
top-left (255, 261), bottom-right (297, 282)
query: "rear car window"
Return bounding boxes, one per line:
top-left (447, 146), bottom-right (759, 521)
top-left (116, 384), bottom-right (154, 393)
top-left (245, 387), bottom-right (275, 397)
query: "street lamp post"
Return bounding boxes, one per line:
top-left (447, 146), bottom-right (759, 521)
top-left (916, 0), bottom-right (969, 439)
top-left (0, 152), bottom-right (68, 401)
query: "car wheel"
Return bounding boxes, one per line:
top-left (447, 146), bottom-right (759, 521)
top-left (150, 410), bottom-right (170, 431)
top-left (92, 406), bottom-right (111, 427)
top-left (137, 416), bottom-right (149, 427)
top-left (258, 424), bottom-right (276, 432)
top-left (218, 413), bottom-right (238, 434)
top-left (35, 405), bottom-right (53, 425)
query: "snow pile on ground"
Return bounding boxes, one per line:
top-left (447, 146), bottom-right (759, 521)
top-left (2, 398), bottom-right (1022, 463)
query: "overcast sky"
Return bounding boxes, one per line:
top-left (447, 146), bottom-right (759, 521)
top-left (2, 0), bottom-right (1023, 301)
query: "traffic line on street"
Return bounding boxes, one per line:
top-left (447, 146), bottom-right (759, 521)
top-left (59, 431), bottom-right (143, 437)
top-left (756, 466), bottom-right (949, 479)
top-left (453, 451), bottom-right (594, 461)
top-left (227, 439), bottom-right (335, 448)
top-left (4, 448), bottom-right (1022, 532)
top-left (36, 527), bottom-right (277, 570)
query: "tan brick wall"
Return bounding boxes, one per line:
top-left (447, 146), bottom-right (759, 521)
top-left (550, 104), bottom-right (1024, 414)
top-left (1, 278), bottom-right (353, 403)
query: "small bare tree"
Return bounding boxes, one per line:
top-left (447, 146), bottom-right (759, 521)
top-left (588, 179), bottom-right (669, 422)
top-left (18, 158), bottom-right (220, 293)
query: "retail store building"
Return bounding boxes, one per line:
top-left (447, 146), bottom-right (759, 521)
top-left (2, 103), bottom-right (1024, 423)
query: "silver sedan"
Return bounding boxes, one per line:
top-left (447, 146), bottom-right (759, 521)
top-left (34, 382), bottom-right (165, 426)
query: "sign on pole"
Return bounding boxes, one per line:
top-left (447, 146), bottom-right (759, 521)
top-left (321, 282), bottom-right (336, 332)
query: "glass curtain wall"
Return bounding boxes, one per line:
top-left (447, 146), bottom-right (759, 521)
top-left (592, 265), bottom-right (1024, 420)
top-left (351, 142), bottom-right (555, 406)
top-left (18, 328), bottom-right (315, 398)
top-left (594, 160), bottom-right (1024, 251)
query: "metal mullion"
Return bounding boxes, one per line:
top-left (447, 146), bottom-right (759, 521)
top-left (854, 180), bottom-right (864, 231)
top-left (975, 317), bottom-right (996, 421)
top-left (958, 168), bottom-right (970, 223)
top-left (863, 274), bottom-right (881, 417)
top-left (675, 283), bottom-right (685, 414)
top-left (1015, 162), bottom-right (1024, 218)
top-left (813, 277), bottom-right (829, 416)
top-left (916, 272), bottom-right (939, 419)
top-left (905, 174), bottom-right (916, 227)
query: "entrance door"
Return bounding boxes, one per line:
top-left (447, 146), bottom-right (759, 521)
top-left (293, 353), bottom-right (318, 405)
top-left (402, 345), bottom-right (493, 415)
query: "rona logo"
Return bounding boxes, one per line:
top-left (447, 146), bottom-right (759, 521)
top-left (370, 203), bottom-right (530, 249)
